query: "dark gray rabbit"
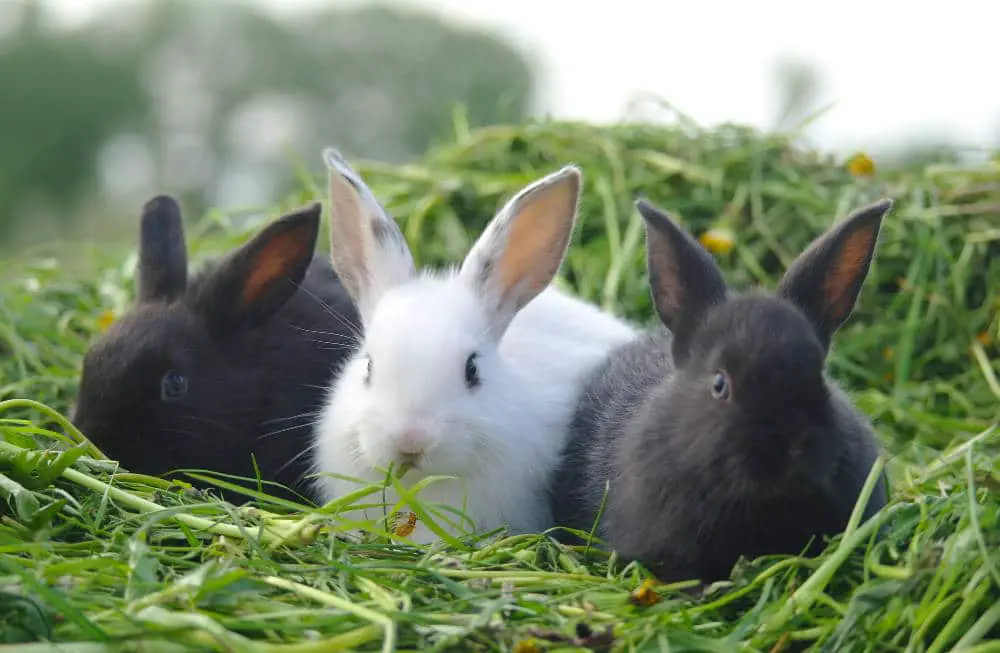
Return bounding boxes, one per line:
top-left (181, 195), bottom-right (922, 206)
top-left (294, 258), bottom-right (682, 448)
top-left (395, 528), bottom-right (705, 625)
top-left (72, 195), bottom-right (361, 502)
top-left (550, 197), bottom-right (893, 583)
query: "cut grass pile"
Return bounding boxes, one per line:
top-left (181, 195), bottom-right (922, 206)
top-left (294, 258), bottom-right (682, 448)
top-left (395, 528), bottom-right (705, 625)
top-left (1, 115), bottom-right (999, 651)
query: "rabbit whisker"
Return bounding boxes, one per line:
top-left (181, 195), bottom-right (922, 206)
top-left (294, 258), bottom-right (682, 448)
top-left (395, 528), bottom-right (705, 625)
top-left (261, 410), bottom-right (320, 426)
top-left (275, 442), bottom-right (319, 478)
top-left (296, 285), bottom-right (365, 342)
top-left (257, 418), bottom-right (321, 441)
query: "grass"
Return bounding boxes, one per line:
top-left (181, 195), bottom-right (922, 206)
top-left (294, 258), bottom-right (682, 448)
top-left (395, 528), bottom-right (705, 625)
top-left (1, 112), bottom-right (999, 651)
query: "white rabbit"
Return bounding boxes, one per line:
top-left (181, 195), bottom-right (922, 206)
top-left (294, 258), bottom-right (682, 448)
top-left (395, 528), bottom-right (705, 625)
top-left (311, 149), bottom-right (636, 544)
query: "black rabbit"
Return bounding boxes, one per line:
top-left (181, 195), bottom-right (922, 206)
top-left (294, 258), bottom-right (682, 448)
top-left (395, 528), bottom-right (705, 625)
top-left (550, 197), bottom-right (893, 583)
top-left (72, 195), bottom-right (361, 503)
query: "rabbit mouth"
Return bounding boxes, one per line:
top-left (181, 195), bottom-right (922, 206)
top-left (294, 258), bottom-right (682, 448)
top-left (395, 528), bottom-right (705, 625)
top-left (395, 452), bottom-right (424, 472)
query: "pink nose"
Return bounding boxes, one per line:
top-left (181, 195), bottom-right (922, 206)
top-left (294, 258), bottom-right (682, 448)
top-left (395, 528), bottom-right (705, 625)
top-left (396, 428), bottom-right (428, 456)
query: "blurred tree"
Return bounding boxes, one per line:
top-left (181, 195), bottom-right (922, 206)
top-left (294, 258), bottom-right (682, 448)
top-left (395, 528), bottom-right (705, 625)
top-left (295, 5), bottom-right (533, 161)
top-left (0, 0), bottom-right (536, 238)
top-left (0, 0), bottom-right (147, 237)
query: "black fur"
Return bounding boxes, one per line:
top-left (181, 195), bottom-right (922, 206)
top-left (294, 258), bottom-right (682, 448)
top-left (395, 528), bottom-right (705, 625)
top-left (72, 198), bottom-right (361, 503)
top-left (137, 195), bottom-right (187, 302)
top-left (550, 198), bottom-right (893, 584)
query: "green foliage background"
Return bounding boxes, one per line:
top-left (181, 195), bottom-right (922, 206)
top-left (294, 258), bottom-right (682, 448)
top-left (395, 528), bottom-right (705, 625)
top-left (0, 116), bottom-right (998, 650)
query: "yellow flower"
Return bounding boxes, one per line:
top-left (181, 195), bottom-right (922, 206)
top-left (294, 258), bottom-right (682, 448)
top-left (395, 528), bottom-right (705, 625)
top-left (847, 152), bottom-right (876, 177)
top-left (97, 310), bottom-right (116, 332)
top-left (390, 511), bottom-right (417, 538)
top-left (629, 578), bottom-right (661, 607)
top-left (976, 331), bottom-right (993, 346)
top-left (699, 228), bottom-right (735, 255)
top-left (513, 639), bottom-right (543, 653)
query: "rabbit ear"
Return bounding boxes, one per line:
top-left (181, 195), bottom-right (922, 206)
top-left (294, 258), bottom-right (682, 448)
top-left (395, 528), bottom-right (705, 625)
top-left (636, 199), bottom-right (728, 362)
top-left (191, 203), bottom-right (321, 334)
top-left (324, 148), bottom-right (414, 323)
top-left (137, 195), bottom-right (188, 303)
top-left (776, 199), bottom-right (892, 351)
top-left (459, 165), bottom-right (582, 339)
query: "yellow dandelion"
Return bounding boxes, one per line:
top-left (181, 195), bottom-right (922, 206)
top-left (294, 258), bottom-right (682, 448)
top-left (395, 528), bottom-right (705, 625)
top-left (390, 510), bottom-right (417, 538)
top-left (976, 331), bottom-right (993, 346)
top-left (847, 152), bottom-right (876, 177)
top-left (629, 578), bottom-right (661, 607)
top-left (97, 309), bottom-right (117, 332)
top-left (513, 638), bottom-right (543, 653)
top-left (699, 228), bottom-right (735, 255)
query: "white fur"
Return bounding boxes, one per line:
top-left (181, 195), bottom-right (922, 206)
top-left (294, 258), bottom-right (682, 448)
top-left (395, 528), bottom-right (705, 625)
top-left (312, 152), bottom-right (636, 543)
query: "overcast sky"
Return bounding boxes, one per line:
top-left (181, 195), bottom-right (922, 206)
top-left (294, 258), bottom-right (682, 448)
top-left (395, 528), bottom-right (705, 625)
top-left (53, 0), bottom-right (1000, 156)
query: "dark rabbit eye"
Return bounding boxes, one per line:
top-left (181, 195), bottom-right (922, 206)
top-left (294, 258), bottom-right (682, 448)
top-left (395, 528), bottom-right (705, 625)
top-left (464, 352), bottom-right (481, 389)
top-left (711, 371), bottom-right (730, 401)
top-left (160, 370), bottom-right (188, 401)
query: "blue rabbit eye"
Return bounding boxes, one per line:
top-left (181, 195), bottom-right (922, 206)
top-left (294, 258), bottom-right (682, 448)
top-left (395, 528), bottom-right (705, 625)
top-left (711, 371), bottom-right (730, 401)
top-left (161, 370), bottom-right (188, 401)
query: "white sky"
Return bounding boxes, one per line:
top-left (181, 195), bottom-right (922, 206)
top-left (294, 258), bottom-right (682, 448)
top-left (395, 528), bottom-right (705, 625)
top-left (49, 0), bottom-right (1000, 155)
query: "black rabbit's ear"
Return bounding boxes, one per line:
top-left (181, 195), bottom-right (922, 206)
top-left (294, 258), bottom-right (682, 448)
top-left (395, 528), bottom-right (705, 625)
top-left (776, 199), bottom-right (892, 351)
top-left (636, 199), bottom-right (728, 363)
top-left (138, 195), bottom-right (188, 303)
top-left (193, 203), bottom-right (321, 334)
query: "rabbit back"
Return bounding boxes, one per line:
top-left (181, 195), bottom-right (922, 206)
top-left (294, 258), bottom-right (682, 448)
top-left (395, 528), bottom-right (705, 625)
top-left (549, 329), bottom-right (673, 539)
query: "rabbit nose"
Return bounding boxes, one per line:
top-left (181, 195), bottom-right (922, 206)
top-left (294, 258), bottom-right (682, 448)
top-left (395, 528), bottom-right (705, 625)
top-left (396, 428), bottom-right (428, 456)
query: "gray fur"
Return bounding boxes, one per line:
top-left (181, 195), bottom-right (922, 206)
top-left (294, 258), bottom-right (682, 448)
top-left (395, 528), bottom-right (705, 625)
top-left (369, 216), bottom-right (411, 264)
top-left (551, 329), bottom-right (674, 534)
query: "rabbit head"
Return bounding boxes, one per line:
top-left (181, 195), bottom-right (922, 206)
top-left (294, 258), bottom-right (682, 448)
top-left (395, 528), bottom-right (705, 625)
top-left (631, 198), bottom-right (893, 494)
top-left (72, 196), bottom-right (349, 498)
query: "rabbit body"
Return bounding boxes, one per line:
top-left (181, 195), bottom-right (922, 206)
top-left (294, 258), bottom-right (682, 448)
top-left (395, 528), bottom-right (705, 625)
top-left (550, 199), bottom-right (893, 583)
top-left (314, 280), bottom-right (634, 543)
top-left (311, 151), bottom-right (635, 543)
top-left (73, 198), bottom-right (361, 503)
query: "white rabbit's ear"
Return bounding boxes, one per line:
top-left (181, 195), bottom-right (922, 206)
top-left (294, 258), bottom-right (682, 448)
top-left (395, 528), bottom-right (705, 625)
top-left (324, 148), bottom-right (415, 323)
top-left (459, 165), bottom-right (582, 338)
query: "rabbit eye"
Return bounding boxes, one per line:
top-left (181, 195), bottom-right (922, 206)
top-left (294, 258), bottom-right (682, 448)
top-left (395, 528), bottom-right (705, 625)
top-left (161, 370), bottom-right (188, 401)
top-left (464, 353), bottom-right (481, 389)
top-left (711, 371), bottom-right (730, 401)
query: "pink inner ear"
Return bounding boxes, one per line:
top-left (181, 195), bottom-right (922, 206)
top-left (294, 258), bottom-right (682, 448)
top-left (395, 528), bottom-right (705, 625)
top-left (823, 227), bottom-right (875, 321)
top-left (493, 186), bottom-right (573, 307)
top-left (647, 229), bottom-right (684, 319)
top-left (241, 233), bottom-right (307, 309)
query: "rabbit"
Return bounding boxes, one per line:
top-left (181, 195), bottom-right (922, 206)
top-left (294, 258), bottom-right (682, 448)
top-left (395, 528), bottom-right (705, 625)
top-left (311, 149), bottom-right (637, 544)
top-left (71, 195), bottom-right (362, 504)
top-left (549, 197), bottom-right (894, 583)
